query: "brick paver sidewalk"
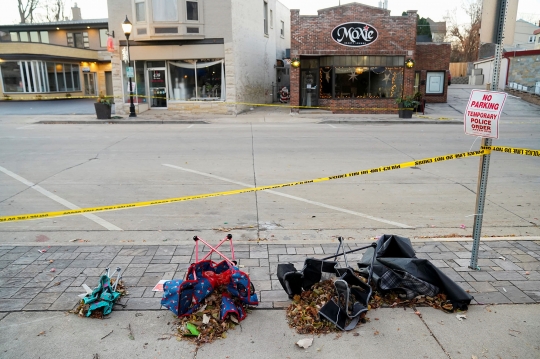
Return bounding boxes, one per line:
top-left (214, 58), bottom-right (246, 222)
top-left (1, 240), bottom-right (539, 312)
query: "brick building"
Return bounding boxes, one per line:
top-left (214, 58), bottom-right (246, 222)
top-left (290, 3), bottom-right (451, 113)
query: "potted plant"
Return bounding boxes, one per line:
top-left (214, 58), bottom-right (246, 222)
top-left (395, 95), bottom-right (420, 118)
top-left (94, 93), bottom-right (112, 120)
top-left (413, 91), bottom-right (424, 113)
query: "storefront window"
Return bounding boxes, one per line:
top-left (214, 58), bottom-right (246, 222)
top-left (135, 61), bottom-right (147, 103)
top-left (56, 64), bottom-right (66, 91)
top-left (169, 59), bottom-right (224, 101)
top-left (65, 64), bottom-right (74, 91)
top-left (0, 62), bottom-right (23, 92)
top-left (46, 62), bottom-right (56, 91)
top-left (169, 62), bottom-right (196, 100)
top-left (319, 67), bottom-right (332, 98)
top-left (196, 62), bottom-right (221, 99)
top-left (72, 64), bottom-right (80, 91)
top-left (312, 56), bottom-right (405, 100)
top-left (0, 60), bottom-right (80, 93)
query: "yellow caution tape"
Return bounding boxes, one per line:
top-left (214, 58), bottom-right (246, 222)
top-left (2, 95), bottom-right (413, 111)
top-left (0, 149), bottom-right (489, 224)
top-left (482, 146), bottom-right (540, 157)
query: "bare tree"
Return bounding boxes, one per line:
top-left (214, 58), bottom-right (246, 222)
top-left (42, 0), bottom-right (65, 22)
top-left (445, 0), bottom-right (482, 62)
top-left (18, 0), bottom-right (40, 24)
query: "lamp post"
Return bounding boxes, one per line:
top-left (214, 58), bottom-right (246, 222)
top-left (122, 15), bottom-right (136, 117)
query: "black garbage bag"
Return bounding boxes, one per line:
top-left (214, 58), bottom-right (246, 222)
top-left (358, 234), bottom-right (472, 310)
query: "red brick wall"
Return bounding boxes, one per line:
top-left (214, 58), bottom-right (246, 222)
top-left (290, 3), bottom-right (419, 113)
top-left (415, 43), bottom-right (451, 103)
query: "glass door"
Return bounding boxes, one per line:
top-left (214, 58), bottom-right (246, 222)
top-left (148, 68), bottom-right (167, 108)
top-left (83, 73), bottom-right (96, 96)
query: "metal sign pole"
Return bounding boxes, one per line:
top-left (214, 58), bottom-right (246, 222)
top-left (469, 0), bottom-right (508, 270)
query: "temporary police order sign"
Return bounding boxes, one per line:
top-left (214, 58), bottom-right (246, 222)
top-left (464, 90), bottom-right (507, 139)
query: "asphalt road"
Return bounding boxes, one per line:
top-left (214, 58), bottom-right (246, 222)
top-left (0, 114), bottom-right (538, 245)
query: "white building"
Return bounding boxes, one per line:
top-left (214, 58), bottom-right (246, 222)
top-left (107, 0), bottom-right (290, 115)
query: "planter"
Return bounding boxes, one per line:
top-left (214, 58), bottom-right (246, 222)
top-left (94, 103), bottom-right (112, 120)
top-left (397, 103), bottom-right (414, 118)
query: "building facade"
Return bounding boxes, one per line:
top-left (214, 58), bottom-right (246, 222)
top-left (107, 0), bottom-right (290, 115)
top-left (289, 3), bottom-right (451, 114)
top-left (0, 7), bottom-right (112, 101)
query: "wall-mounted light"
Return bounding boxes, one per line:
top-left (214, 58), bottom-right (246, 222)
top-left (87, 26), bottom-right (90, 29)
top-left (405, 58), bottom-right (415, 68)
top-left (355, 67), bottom-right (363, 75)
top-left (56, 27), bottom-right (60, 30)
top-left (291, 58), bottom-right (300, 68)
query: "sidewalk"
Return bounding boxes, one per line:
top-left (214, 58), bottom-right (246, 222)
top-left (1, 239), bottom-right (539, 313)
top-left (1, 239), bottom-right (539, 358)
top-left (1, 305), bottom-right (539, 359)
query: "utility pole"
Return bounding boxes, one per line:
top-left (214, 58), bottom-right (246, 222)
top-left (469, 0), bottom-right (508, 270)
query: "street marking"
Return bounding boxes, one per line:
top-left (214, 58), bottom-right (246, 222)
top-left (0, 166), bottom-right (122, 231)
top-left (327, 124), bottom-right (337, 128)
top-left (162, 164), bottom-right (414, 229)
top-left (0, 149), bottom-right (495, 223)
top-left (187, 124), bottom-right (194, 129)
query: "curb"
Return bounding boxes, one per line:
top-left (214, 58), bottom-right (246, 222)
top-left (37, 120), bottom-right (209, 124)
top-left (320, 120), bottom-right (461, 125)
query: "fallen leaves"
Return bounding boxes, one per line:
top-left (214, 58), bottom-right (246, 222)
top-left (213, 225), bottom-right (255, 232)
top-left (37, 331), bottom-right (46, 336)
top-left (173, 285), bottom-right (248, 346)
top-left (286, 280), bottom-right (340, 335)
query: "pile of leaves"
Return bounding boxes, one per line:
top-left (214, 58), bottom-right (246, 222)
top-left (369, 291), bottom-right (455, 312)
top-left (286, 276), bottom-right (457, 334)
top-left (174, 285), bottom-right (247, 346)
top-left (71, 278), bottom-right (126, 319)
top-left (286, 280), bottom-right (341, 335)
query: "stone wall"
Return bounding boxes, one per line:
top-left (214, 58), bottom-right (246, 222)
top-left (508, 55), bottom-right (540, 87)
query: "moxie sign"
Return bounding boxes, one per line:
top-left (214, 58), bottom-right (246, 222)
top-left (331, 22), bottom-right (378, 47)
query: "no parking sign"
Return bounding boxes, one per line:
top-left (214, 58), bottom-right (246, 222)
top-left (464, 90), bottom-right (507, 139)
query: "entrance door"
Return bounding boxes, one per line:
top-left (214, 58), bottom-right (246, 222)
top-left (83, 73), bottom-right (96, 96)
top-left (300, 69), bottom-right (319, 107)
top-left (148, 68), bottom-right (167, 108)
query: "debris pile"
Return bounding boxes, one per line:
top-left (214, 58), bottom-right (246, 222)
top-left (173, 285), bottom-right (248, 346)
top-left (72, 271), bottom-right (126, 319)
top-left (286, 278), bottom-right (459, 335)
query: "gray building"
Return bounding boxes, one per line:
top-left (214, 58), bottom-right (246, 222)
top-left (107, 0), bottom-right (290, 115)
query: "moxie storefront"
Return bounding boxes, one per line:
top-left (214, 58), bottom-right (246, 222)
top-left (290, 3), bottom-right (451, 113)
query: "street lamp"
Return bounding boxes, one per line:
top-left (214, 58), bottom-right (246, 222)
top-left (122, 15), bottom-right (136, 117)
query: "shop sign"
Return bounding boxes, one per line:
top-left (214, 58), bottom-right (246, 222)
top-left (331, 22), bottom-right (378, 47)
top-left (464, 90), bottom-right (507, 139)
